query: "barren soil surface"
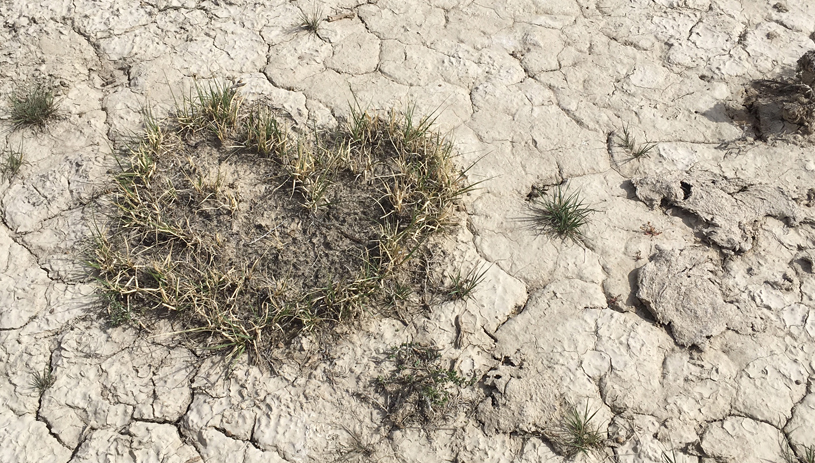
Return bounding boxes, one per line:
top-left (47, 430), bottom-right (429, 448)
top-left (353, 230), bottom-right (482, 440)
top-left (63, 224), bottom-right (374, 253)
top-left (1, 0), bottom-right (815, 461)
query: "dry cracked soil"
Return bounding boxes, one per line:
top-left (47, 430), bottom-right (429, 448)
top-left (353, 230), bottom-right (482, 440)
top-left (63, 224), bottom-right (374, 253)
top-left (1, 0), bottom-right (815, 462)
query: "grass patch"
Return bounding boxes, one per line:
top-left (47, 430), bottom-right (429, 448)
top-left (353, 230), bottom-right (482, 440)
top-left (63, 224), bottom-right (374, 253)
top-left (376, 343), bottom-right (471, 427)
top-left (1, 140), bottom-right (25, 179)
top-left (529, 185), bottom-right (595, 245)
top-left (90, 86), bottom-right (473, 364)
top-left (557, 402), bottom-right (604, 457)
top-left (9, 82), bottom-right (58, 129)
top-left (30, 365), bottom-right (55, 396)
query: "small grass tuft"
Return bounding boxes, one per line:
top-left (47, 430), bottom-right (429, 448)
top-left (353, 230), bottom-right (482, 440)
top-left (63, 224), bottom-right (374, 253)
top-left (376, 343), bottom-right (471, 427)
top-left (559, 402), bottom-right (604, 456)
top-left (282, 140), bottom-right (338, 213)
top-left (337, 425), bottom-right (377, 461)
top-left (176, 80), bottom-right (242, 141)
top-left (30, 364), bottom-right (55, 396)
top-left (9, 82), bottom-right (59, 129)
top-left (1, 140), bottom-right (25, 179)
top-left (783, 440), bottom-right (815, 463)
top-left (616, 124), bottom-right (657, 160)
top-left (662, 449), bottom-right (684, 463)
top-left (529, 185), bottom-right (595, 244)
top-left (240, 107), bottom-right (288, 157)
top-left (447, 263), bottom-right (489, 301)
top-left (299, 5), bottom-right (324, 36)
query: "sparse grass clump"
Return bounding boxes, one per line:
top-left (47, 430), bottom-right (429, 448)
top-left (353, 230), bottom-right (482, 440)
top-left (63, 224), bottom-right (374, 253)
top-left (337, 425), bottom-right (377, 461)
top-left (175, 80), bottom-right (242, 142)
top-left (447, 263), bottom-right (489, 301)
top-left (529, 185), bottom-right (595, 244)
top-left (558, 403), bottom-right (604, 456)
top-left (30, 365), bottom-right (55, 396)
top-left (9, 83), bottom-right (58, 129)
top-left (91, 85), bottom-right (473, 364)
top-left (782, 440), bottom-right (815, 463)
top-left (299, 6), bottom-right (324, 36)
top-left (241, 107), bottom-right (288, 156)
top-left (376, 343), bottom-right (471, 427)
top-left (1, 140), bottom-right (24, 178)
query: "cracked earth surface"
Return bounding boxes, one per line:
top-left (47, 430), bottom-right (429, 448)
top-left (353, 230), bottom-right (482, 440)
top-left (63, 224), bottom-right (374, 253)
top-left (1, 0), bottom-right (815, 461)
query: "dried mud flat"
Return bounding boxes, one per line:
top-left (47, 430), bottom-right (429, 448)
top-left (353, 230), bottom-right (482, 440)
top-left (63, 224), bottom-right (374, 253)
top-left (2, 0), bottom-right (815, 462)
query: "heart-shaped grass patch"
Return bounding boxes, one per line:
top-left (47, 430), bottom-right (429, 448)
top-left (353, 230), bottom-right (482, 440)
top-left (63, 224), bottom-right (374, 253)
top-left (91, 81), bottom-right (472, 363)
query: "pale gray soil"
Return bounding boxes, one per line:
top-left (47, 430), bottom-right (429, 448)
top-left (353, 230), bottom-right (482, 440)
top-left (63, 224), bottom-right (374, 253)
top-left (1, 0), bottom-right (814, 461)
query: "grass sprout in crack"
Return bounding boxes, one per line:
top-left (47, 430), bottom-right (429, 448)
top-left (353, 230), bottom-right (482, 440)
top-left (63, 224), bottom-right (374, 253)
top-left (90, 81), bottom-right (474, 365)
top-left (30, 365), bottom-right (55, 396)
top-left (782, 436), bottom-right (815, 463)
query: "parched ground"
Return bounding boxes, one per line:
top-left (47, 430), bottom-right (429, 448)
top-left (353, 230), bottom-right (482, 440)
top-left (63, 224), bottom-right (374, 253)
top-left (1, 0), bottom-right (815, 461)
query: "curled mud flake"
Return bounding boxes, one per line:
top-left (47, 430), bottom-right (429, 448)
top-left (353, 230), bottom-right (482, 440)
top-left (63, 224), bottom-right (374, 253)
top-left (746, 50), bottom-right (815, 136)
top-left (633, 173), bottom-right (801, 253)
top-left (637, 247), bottom-right (738, 347)
top-left (680, 181), bottom-right (692, 200)
top-left (327, 11), bottom-right (356, 22)
top-left (798, 50), bottom-right (815, 87)
top-left (773, 1), bottom-right (789, 13)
